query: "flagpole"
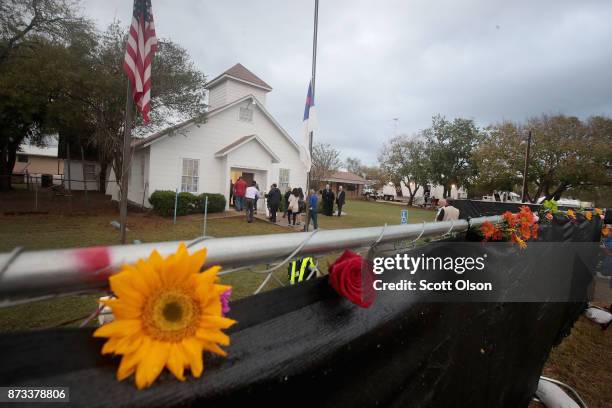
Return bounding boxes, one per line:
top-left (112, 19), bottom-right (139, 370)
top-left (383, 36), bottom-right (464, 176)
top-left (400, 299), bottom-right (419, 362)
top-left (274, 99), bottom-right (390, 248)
top-left (305, 0), bottom-right (319, 231)
top-left (119, 81), bottom-right (133, 244)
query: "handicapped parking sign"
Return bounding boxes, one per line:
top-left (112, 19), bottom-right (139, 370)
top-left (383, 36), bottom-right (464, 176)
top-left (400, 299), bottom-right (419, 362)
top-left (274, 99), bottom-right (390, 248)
top-left (400, 209), bottom-right (408, 224)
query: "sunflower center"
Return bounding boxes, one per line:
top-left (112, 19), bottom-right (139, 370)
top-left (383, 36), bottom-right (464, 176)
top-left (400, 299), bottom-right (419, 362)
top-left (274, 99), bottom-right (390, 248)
top-left (142, 290), bottom-right (200, 342)
top-left (162, 301), bottom-right (183, 322)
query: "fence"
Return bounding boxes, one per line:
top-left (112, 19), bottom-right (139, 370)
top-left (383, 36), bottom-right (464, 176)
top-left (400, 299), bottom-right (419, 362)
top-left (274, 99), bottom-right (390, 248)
top-left (0, 216), bottom-right (500, 307)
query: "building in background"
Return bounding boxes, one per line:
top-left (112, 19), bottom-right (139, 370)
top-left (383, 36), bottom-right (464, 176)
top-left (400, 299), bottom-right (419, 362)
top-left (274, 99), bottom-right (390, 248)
top-left (318, 171), bottom-right (369, 197)
top-left (13, 136), bottom-right (64, 184)
top-left (106, 63), bottom-right (307, 210)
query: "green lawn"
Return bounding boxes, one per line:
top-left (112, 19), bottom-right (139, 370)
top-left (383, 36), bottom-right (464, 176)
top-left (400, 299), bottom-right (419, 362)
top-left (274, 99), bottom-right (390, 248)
top-left (317, 199), bottom-right (435, 229)
top-left (0, 199), bottom-right (427, 331)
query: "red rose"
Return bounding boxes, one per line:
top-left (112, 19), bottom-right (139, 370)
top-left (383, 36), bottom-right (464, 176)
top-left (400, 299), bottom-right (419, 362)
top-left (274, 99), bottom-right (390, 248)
top-left (328, 250), bottom-right (376, 308)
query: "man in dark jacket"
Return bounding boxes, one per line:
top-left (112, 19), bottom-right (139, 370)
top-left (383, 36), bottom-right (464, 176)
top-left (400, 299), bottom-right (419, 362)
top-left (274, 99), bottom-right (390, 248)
top-left (266, 183), bottom-right (282, 223)
top-left (336, 185), bottom-right (346, 216)
top-left (321, 184), bottom-right (335, 216)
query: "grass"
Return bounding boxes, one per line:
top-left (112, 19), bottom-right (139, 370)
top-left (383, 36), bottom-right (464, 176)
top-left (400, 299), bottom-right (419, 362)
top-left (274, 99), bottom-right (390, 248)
top-left (541, 316), bottom-right (612, 408)
top-left (316, 199), bottom-right (436, 229)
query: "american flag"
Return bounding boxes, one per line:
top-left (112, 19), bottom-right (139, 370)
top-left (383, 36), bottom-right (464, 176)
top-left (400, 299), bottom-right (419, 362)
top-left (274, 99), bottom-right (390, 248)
top-left (124, 0), bottom-right (158, 123)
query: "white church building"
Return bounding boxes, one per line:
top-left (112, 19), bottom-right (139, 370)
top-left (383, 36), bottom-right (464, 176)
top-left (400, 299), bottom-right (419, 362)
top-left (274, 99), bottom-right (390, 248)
top-left (107, 63), bottom-right (307, 210)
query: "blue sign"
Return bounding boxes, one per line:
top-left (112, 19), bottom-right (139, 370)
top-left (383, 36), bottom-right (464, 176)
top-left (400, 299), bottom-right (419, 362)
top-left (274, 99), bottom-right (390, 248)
top-left (400, 209), bottom-right (408, 224)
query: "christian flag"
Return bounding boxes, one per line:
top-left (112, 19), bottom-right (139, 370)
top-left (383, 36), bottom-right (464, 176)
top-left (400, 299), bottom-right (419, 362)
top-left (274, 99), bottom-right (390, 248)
top-left (301, 80), bottom-right (317, 171)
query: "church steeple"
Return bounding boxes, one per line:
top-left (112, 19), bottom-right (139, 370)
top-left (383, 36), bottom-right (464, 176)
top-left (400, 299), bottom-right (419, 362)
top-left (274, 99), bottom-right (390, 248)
top-left (206, 63), bottom-right (272, 109)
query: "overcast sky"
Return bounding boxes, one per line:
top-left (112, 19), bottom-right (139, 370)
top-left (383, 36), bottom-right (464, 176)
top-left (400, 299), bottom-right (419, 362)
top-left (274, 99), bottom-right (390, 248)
top-left (81, 0), bottom-right (612, 165)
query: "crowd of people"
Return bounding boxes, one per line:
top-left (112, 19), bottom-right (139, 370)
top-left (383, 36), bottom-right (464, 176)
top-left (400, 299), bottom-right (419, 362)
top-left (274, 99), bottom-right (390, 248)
top-left (231, 177), bottom-right (349, 229)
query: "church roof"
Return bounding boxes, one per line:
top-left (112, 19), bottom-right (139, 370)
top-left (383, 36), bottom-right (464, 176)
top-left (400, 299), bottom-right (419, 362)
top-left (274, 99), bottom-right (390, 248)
top-left (206, 63), bottom-right (272, 91)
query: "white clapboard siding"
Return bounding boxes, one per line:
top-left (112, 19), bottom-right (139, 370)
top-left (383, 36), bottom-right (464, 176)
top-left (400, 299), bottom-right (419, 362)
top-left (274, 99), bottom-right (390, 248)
top-left (208, 78), bottom-right (267, 110)
top-left (145, 101), bottom-right (306, 208)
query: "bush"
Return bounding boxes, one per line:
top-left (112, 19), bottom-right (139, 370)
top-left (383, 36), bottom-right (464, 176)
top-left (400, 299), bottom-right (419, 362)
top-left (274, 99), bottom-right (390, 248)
top-left (196, 193), bottom-right (226, 213)
top-left (149, 190), bottom-right (226, 216)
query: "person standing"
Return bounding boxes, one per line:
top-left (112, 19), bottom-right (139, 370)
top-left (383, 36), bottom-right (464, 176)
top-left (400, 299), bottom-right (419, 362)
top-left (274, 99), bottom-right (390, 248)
top-left (282, 186), bottom-right (292, 219)
top-left (308, 189), bottom-right (319, 230)
top-left (266, 183), bottom-right (281, 223)
top-left (234, 176), bottom-right (247, 212)
top-left (435, 199), bottom-right (460, 222)
top-left (336, 185), bottom-right (346, 217)
top-left (253, 181), bottom-right (260, 214)
top-left (245, 181), bottom-right (259, 223)
top-left (321, 184), bottom-right (334, 216)
top-left (287, 188), bottom-right (300, 226)
top-left (297, 187), bottom-right (305, 225)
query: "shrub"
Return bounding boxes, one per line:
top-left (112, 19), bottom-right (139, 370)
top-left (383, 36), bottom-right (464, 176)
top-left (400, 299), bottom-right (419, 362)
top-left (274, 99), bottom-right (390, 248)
top-left (196, 193), bottom-right (226, 213)
top-left (149, 190), bottom-right (195, 216)
top-left (150, 190), bottom-right (227, 216)
top-left (149, 190), bottom-right (175, 216)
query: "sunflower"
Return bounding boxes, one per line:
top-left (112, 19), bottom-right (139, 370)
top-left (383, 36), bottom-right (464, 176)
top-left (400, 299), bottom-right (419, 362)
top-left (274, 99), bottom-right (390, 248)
top-left (94, 243), bottom-right (236, 389)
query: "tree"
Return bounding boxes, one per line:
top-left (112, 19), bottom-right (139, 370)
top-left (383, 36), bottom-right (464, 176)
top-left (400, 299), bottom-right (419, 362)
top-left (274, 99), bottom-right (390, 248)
top-left (310, 142), bottom-right (341, 188)
top-left (0, 0), bottom-right (90, 190)
top-left (0, 0), bottom-right (87, 65)
top-left (378, 135), bottom-right (431, 205)
top-left (80, 22), bottom-right (207, 194)
top-left (423, 115), bottom-right (481, 198)
top-left (345, 157), bottom-right (363, 176)
top-left (475, 115), bottom-right (611, 202)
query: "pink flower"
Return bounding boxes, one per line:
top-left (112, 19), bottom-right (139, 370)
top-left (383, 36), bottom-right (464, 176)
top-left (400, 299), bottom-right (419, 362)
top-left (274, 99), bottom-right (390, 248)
top-left (220, 288), bottom-right (232, 316)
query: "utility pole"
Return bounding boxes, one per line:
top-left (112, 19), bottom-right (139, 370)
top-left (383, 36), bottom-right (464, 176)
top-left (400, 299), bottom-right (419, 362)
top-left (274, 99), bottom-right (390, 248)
top-left (521, 131), bottom-right (532, 203)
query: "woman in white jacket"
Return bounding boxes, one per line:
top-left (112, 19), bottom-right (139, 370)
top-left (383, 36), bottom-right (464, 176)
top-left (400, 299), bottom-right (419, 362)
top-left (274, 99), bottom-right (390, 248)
top-left (287, 188), bottom-right (300, 226)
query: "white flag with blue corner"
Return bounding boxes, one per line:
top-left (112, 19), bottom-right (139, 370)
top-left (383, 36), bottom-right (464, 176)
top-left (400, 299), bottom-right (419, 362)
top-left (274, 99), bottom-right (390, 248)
top-left (301, 80), bottom-right (317, 172)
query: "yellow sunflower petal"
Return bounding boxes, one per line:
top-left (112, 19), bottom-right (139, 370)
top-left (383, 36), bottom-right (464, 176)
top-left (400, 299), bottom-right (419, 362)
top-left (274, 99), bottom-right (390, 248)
top-left (181, 337), bottom-right (204, 378)
top-left (202, 341), bottom-right (228, 357)
top-left (104, 300), bottom-right (141, 319)
top-left (101, 337), bottom-right (120, 355)
top-left (199, 315), bottom-right (237, 330)
top-left (189, 248), bottom-right (207, 273)
top-left (148, 250), bottom-right (164, 270)
top-left (114, 333), bottom-right (144, 355)
top-left (109, 270), bottom-right (145, 303)
top-left (195, 329), bottom-right (230, 346)
top-left (94, 319), bottom-right (142, 338)
top-left (135, 340), bottom-right (170, 390)
top-left (166, 343), bottom-right (186, 381)
top-left (117, 336), bottom-right (151, 381)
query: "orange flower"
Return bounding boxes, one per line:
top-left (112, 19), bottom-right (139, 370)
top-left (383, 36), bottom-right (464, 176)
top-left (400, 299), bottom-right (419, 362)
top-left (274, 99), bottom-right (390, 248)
top-left (585, 211), bottom-right (593, 221)
top-left (566, 209), bottom-right (576, 219)
top-left (545, 213), bottom-right (553, 220)
top-left (603, 227), bottom-right (609, 237)
top-left (502, 211), bottom-right (517, 227)
top-left (595, 208), bottom-right (602, 216)
top-left (481, 221), bottom-right (496, 240)
top-left (518, 223), bottom-right (532, 240)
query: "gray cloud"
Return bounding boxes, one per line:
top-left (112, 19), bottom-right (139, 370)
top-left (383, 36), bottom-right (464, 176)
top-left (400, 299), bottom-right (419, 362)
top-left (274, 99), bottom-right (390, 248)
top-left (81, 0), bottom-right (612, 164)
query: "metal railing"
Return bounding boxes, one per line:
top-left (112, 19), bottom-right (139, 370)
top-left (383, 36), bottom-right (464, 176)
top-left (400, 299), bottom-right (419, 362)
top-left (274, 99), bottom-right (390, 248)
top-left (0, 216), bottom-right (501, 307)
